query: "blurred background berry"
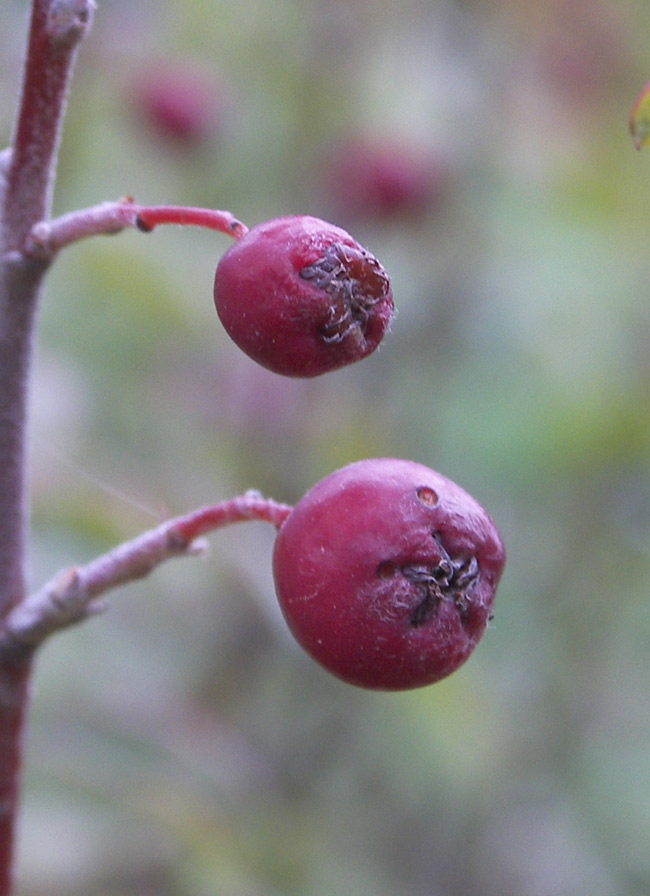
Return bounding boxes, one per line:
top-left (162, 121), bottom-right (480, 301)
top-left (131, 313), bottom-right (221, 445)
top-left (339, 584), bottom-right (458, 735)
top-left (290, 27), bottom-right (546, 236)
top-left (320, 136), bottom-right (454, 223)
top-left (131, 60), bottom-right (226, 149)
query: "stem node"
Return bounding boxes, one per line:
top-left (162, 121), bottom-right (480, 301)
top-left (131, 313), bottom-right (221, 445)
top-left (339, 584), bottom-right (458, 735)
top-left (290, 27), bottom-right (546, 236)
top-left (47, 0), bottom-right (96, 50)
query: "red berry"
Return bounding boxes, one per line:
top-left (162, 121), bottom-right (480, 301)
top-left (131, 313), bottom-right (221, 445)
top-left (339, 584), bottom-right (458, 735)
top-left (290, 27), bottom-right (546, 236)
top-left (134, 63), bottom-right (223, 146)
top-left (272, 458), bottom-right (505, 690)
top-left (213, 216), bottom-right (394, 377)
top-left (324, 137), bottom-right (453, 221)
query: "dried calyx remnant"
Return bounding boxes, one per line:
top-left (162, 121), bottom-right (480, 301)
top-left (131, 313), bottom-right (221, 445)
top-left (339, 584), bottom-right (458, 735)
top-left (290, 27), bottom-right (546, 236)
top-left (376, 492), bottom-right (481, 628)
top-left (402, 539), bottom-right (480, 627)
top-left (300, 242), bottom-right (391, 344)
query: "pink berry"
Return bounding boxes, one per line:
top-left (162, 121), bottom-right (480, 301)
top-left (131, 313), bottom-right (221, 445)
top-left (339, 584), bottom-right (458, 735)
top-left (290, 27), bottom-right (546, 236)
top-left (272, 458), bottom-right (506, 690)
top-left (323, 138), bottom-right (453, 221)
top-left (213, 216), bottom-right (394, 377)
top-left (134, 63), bottom-right (222, 146)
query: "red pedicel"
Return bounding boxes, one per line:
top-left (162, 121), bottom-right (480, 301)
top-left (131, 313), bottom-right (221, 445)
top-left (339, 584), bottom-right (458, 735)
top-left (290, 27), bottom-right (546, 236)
top-left (272, 458), bottom-right (506, 690)
top-left (213, 215), bottom-right (394, 377)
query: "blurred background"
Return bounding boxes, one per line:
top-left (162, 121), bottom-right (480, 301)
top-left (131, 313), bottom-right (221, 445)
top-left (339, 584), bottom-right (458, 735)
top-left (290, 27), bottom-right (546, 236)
top-left (3, 0), bottom-right (650, 893)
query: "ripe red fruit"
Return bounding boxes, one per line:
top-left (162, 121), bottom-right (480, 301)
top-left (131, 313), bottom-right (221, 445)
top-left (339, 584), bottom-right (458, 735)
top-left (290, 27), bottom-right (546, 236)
top-left (213, 216), bottom-right (394, 377)
top-left (272, 458), bottom-right (505, 690)
top-left (323, 137), bottom-right (453, 221)
top-left (134, 63), bottom-right (223, 146)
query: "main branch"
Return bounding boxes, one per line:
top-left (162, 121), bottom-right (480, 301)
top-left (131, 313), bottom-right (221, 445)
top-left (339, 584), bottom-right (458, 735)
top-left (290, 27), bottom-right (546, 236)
top-left (3, 0), bottom-right (96, 248)
top-left (1, 0), bottom-right (95, 617)
top-left (0, 4), bottom-right (96, 893)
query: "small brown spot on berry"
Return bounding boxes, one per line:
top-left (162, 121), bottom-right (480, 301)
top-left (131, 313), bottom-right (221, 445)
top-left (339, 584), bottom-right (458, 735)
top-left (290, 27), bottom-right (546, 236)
top-left (416, 486), bottom-right (438, 507)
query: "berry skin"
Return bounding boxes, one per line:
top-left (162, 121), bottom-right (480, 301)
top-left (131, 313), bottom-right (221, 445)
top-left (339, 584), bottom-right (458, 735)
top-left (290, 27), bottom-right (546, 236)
top-left (213, 216), bottom-right (394, 377)
top-left (272, 458), bottom-right (505, 691)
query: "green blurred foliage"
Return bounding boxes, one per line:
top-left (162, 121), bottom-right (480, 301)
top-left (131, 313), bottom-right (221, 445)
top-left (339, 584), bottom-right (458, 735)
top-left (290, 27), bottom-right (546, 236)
top-left (3, 0), bottom-right (650, 893)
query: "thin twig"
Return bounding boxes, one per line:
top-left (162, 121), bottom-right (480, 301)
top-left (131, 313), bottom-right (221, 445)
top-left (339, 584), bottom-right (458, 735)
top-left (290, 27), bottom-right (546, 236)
top-left (0, 492), bottom-right (292, 652)
top-left (24, 199), bottom-right (249, 261)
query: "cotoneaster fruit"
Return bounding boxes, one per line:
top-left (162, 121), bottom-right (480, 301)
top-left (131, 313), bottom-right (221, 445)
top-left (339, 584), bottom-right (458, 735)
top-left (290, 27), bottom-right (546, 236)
top-left (134, 63), bottom-right (222, 146)
top-left (272, 458), bottom-right (506, 690)
top-left (213, 215), bottom-right (394, 377)
top-left (324, 137), bottom-right (453, 221)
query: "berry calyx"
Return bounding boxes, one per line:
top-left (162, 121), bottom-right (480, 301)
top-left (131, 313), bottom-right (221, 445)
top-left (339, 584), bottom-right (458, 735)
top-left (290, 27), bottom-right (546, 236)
top-left (213, 215), bottom-right (394, 377)
top-left (272, 458), bottom-right (506, 690)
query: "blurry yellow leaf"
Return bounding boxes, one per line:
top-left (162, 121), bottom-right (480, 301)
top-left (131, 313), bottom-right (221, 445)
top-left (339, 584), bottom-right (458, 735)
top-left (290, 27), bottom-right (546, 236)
top-left (630, 80), bottom-right (650, 149)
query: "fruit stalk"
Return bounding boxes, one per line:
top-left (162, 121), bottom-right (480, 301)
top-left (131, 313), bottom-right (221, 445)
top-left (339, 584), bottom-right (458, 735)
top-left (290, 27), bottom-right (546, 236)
top-left (25, 200), bottom-right (248, 261)
top-left (0, 493), bottom-right (293, 652)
